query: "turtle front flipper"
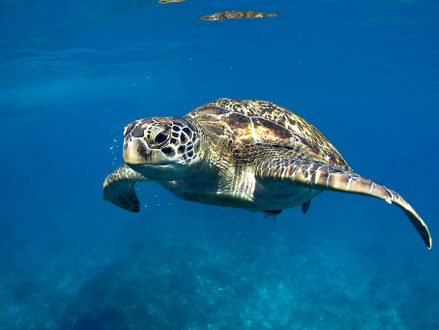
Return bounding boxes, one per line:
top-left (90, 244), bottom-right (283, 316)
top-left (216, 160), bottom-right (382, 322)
top-left (256, 157), bottom-right (431, 249)
top-left (103, 164), bottom-right (148, 212)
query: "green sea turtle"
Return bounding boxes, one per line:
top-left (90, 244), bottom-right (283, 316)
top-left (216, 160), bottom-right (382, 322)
top-left (103, 98), bottom-right (431, 248)
top-left (158, 0), bottom-right (185, 4)
top-left (198, 10), bottom-right (280, 21)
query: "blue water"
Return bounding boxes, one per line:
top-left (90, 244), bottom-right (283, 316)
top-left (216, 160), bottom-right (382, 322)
top-left (1, 0), bottom-right (438, 328)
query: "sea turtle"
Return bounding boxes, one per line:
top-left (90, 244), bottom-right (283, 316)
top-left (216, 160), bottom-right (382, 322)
top-left (103, 98), bottom-right (431, 248)
top-left (198, 10), bottom-right (280, 21)
top-left (158, 0), bottom-right (185, 4)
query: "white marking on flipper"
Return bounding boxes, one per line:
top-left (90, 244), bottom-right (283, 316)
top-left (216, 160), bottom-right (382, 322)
top-left (281, 166), bottom-right (288, 179)
top-left (311, 165), bottom-right (323, 184)
top-left (385, 188), bottom-right (394, 204)
top-left (326, 172), bottom-right (332, 187)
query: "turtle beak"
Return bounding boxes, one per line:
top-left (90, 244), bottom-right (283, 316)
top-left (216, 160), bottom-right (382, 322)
top-left (123, 137), bottom-right (150, 165)
top-left (123, 121), bottom-right (151, 165)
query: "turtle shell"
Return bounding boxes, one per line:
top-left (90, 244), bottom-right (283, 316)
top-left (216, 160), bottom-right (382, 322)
top-left (185, 98), bottom-right (351, 170)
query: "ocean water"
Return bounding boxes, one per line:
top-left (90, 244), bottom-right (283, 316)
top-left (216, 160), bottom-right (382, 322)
top-left (1, 0), bottom-right (438, 329)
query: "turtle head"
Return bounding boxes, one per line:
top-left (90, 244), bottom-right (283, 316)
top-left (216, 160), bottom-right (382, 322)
top-left (122, 117), bottom-right (201, 179)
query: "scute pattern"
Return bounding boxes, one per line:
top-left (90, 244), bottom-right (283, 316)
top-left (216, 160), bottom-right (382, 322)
top-left (186, 98), bottom-right (351, 170)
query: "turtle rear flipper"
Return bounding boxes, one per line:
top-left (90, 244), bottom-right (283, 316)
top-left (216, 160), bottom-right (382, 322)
top-left (257, 157), bottom-right (431, 249)
top-left (103, 164), bottom-right (147, 212)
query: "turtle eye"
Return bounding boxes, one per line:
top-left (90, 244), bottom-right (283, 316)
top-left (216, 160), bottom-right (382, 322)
top-left (154, 130), bottom-right (169, 144)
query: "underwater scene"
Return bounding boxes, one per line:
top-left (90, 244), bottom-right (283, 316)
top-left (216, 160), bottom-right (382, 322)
top-left (1, 0), bottom-right (438, 328)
